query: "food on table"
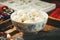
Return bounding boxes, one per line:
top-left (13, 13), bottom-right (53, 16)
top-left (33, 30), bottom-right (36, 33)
top-left (11, 8), bottom-right (48, 32)
top-left (50, 8), bottom-right (60, 19)
top-left (0, 5), bottom-right (14, 20)
top-left (12, 9), bottom-right (45, 23)
top-left (0, 32), bottom-right (11, 40)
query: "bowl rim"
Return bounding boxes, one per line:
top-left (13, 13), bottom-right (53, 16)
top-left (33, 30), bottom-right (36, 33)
top-left (10, 10), bottom-right (48, 24)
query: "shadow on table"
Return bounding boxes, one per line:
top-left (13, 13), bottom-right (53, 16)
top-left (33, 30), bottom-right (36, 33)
top-left (23, 29), bottom-right (60, 40)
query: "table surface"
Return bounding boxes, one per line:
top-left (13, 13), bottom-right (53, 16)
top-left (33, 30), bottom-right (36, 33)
top-left (0, 20), bottom-right (60, 40)
top-left (8, 25), bottom-right (60, 40)
top-left (0, 19), bottom-right (59, 40)
top-left (4, 25), bottom-right (58, 38)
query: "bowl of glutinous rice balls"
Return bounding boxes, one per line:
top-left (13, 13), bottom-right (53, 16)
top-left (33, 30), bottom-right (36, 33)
top-left (11, 8), bottom-right (48, 32)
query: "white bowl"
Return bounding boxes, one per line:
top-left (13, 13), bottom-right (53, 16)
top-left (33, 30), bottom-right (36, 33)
top-left (11, 10), bottom-right (48, 32)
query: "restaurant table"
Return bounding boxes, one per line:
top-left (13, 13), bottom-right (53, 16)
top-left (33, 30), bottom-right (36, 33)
top-left (4, 24), bottom-right (60, 40)
top-left (0, 19), bottom-right (60, 40)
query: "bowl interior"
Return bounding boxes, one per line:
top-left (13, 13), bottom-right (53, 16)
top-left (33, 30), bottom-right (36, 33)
top-left (11, 10), bottom-right (48, 24)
